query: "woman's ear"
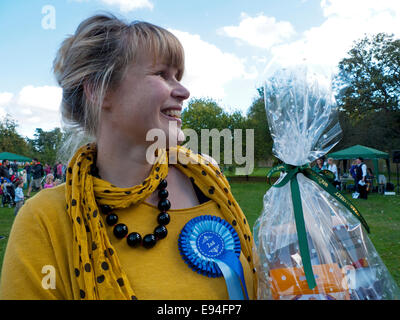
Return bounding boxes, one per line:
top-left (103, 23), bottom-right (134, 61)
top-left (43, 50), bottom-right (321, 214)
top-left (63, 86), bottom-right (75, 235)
top-left (101, 88), bottom-right (113, 111)
top-left (83, 81), bottom-right (112, 110)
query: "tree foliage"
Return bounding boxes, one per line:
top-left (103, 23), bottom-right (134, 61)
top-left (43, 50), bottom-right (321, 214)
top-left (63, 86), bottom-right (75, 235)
top-left (0, 115), bottom-right (32, 156)
top-left (28, 127), bottom-right (64, 165)
top-left (246, 87), bottom-right (273, 163)
top-left (181, 95), bottom-right (273, 167)
top-left (335, 33), bottom-right (400, 119)
top-left (334, 33), bottom-right (400, 153)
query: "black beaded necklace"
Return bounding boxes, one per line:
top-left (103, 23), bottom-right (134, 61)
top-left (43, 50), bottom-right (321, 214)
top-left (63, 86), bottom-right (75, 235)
top-left (99, 179), bottom-right (171, 249)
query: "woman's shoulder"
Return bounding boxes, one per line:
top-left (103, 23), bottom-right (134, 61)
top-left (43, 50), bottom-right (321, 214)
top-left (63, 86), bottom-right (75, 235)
top-left (21, 183), bottom-right (67, 223)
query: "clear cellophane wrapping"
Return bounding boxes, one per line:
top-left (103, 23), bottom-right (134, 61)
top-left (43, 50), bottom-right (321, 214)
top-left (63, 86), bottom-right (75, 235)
top-left (253, 67), bottom-right (400, 300)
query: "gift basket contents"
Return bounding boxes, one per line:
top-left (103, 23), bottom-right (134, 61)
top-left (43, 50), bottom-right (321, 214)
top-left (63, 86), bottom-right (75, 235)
top-left (253, 66), bottom-right (400, 300)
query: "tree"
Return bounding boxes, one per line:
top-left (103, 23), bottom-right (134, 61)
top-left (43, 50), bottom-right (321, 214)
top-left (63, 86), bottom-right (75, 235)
top-left (334, 33), bottom-right (400, 153)
top-left (181, 98), bottom-right (231, 132)
top-left (246, 87), bottom-right (273, 164)
top-left (29, 127), bottom-right (64, 165)
top-left (0, 115), bottom-right (32, 157)
top-left (181, 98), bottom-right (251, 168)
top-left (335, 33), bottom-right (400, 119)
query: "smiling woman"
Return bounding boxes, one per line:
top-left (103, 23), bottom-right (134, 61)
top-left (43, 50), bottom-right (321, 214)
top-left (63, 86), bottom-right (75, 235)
top-left (0, 13), bottom-right (257, 300)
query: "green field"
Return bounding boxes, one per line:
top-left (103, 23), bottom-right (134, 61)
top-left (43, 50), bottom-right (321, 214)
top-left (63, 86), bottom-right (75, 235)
top-left (1, 183), bottom-right (399, 287)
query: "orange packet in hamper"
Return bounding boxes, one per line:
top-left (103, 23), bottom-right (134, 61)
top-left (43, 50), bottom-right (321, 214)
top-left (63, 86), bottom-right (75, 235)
top-left (269, 263), bottom-right (350, 300)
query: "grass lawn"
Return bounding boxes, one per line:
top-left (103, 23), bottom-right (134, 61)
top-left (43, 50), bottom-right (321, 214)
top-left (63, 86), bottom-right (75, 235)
top-left (1, 184), bottom-right (399, 288)
top-left (0, 206), bottom-right (15, 278)
top-left (223, 167), bottom-right (273, 177)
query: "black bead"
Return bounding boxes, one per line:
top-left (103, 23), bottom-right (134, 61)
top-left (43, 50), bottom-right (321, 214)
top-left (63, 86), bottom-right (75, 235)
top-left (157, 212), bottom-right (170, 225)
top-left (127, 232), bottom-right (142, 247)
top-left (158, 199), bottom-right (171, 212)
top-left (158, 189), bottom-right (169, 199)
top-left (113, 224), bottom-right (128, 239)
top-left (100, 205), bottom-right (113, 215)
top-left (106, 213), bottom-right (118, 226)
top-left (158, 179), bottom-right (167, 190)
top-left (142, 234), bottom-right (157, 249)
top-left (154, 225), bottom-right (168, 240)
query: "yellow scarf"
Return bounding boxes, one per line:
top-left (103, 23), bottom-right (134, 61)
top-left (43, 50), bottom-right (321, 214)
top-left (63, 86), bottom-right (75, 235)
top-left (65, 143), bottom-right (256, 300)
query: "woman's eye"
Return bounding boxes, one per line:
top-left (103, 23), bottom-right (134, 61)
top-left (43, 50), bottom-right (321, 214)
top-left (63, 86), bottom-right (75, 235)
top-left (156, 70), bottom-right (168, 78)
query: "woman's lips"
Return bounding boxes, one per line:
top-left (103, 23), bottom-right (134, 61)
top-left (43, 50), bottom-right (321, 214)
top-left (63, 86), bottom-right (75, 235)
top-left (160, 111), bottom-right (182, 125)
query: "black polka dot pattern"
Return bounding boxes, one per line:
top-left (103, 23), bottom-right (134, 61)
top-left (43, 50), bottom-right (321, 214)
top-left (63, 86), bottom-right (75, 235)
top-left (84, 263), bottom-right (91, 272)
top-left (117, 278), bottom-right (124, 287)
top-left (101, 262), bottom-right (109, 271)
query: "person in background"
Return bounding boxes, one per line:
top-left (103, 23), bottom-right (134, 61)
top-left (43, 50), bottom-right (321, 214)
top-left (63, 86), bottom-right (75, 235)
top-left (14, 180), bottom-right (25, 215)
top-left (349, 160), bottom-right (357, 180)
top-left (56, 162), bottom-right (63, 180)
top-left (366, 168), bottom-right (375, 192)
top-left (26, 158), bottom-right (44, 197)
top-left (327, 158), bottom-right (340, 189)
top-left (44, 164), bottom-right (52, 176)
top-left (11, 161), bottom-right (18, 175)
top-left (61, 163), bottom-right (67, 182)
top-left (52, 163), bottom-right (58, 179)
top-left (0, 160), bottom-right (11, 180)
top-left (21, 169), bottom-right (27, 189)
top-left (312, 157), bottom-right (327, 173)
top-left (355, 157), bottom-right (368, 199)
top-left (44, 174), bottom-right (55, 189)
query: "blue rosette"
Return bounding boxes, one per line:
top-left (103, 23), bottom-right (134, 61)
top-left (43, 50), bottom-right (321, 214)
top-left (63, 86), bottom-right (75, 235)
top-left (178, 215), bottom-right (249, 300)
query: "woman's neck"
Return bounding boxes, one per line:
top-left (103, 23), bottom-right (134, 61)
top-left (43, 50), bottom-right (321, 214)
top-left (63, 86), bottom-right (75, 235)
top-left (96, 137), bottom-right (154, 188)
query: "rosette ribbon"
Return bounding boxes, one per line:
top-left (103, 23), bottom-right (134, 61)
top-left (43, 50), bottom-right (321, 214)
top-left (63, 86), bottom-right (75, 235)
top-left (267, 163), bottom-right (370, 290)
top-left (178, 215), bottom-right (249, 300)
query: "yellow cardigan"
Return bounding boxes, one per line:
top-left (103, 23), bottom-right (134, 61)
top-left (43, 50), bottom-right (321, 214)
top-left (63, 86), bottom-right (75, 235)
top-left (0, 184), bottom-right (255, 299)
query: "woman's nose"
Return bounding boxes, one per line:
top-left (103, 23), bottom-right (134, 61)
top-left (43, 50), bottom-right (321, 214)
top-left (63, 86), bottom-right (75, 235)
top-left (172, 82), bottom-right (190, 101)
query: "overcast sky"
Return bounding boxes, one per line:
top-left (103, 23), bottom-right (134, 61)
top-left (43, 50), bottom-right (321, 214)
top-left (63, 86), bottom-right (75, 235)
top-left (1, 0), bottom-right (399, 138)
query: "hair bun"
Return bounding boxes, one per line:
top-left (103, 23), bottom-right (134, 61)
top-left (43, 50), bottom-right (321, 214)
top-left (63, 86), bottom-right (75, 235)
top-left (53, 35), bottom-right (75, 85)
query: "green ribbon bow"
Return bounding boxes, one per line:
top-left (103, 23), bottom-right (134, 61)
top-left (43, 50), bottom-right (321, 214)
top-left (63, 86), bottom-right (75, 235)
top-left (267, 163), bottom-right (370, 289)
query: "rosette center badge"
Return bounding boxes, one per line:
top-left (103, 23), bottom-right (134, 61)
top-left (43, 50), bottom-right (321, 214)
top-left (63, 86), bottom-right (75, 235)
top-left (178, 215), bottom-right (249, 300)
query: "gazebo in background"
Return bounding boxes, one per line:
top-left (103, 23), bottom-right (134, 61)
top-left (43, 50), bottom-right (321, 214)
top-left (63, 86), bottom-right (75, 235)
top-left (328, 145), bottom-right (391, 182)
top-left (0, 152), bottom-right (32, 163)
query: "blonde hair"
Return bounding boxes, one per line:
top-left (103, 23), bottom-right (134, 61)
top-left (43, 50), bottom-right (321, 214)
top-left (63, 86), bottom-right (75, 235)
top-left (53, 12), bottom-right (185, 139)
top-left (46, 174), bottom-right (54, 184)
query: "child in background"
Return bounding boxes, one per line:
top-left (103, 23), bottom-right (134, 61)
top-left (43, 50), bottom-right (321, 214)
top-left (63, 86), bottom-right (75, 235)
top-left (14, 181), bottom-right (25, 215)
top-left (44, 174), bottom-right (55, 189)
